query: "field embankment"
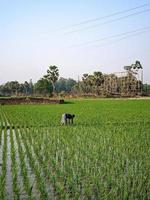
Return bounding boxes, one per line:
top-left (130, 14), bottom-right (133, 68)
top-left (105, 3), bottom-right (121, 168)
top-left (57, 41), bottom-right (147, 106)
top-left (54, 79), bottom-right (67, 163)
top-left (0, 97), bottom-right (64, 105)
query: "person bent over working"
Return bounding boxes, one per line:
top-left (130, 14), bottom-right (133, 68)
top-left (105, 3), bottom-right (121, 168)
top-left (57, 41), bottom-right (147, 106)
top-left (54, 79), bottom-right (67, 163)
top-left (61, 113), bottom-right (75, 125)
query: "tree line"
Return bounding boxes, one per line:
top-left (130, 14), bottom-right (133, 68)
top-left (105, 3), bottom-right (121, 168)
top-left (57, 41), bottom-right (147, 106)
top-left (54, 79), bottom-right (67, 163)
top-left (0, 78), bottom-right (77, 97)
top-left (0, 61), bottom-right (150, 97)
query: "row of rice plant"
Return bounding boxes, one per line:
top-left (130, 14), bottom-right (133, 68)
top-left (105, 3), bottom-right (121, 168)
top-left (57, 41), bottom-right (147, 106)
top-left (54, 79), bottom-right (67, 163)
top-left (20, 128), bottom-right (49, 199)
top-left (15, 127), bottom-right (39, 200)
top-left (0, 128), bottom-right (7, 199)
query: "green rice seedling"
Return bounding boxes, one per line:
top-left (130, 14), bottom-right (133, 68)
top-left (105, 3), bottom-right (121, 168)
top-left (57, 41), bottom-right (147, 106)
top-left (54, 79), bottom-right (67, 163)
top-left (10, 127), bottom-right (20, 199)
top-left (0, 128), bottom-right (7, 200)
top-left (20, 129), bottom-right (48, 200)
top-left (0, 127), bottom-right (2, 146)
top-left (15, 128), bottom-right (35, 200)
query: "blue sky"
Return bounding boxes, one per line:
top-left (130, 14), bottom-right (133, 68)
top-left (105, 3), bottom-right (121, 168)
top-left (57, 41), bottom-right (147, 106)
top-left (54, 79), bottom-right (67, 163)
top-left (0, 0), bottom-right (150, 84)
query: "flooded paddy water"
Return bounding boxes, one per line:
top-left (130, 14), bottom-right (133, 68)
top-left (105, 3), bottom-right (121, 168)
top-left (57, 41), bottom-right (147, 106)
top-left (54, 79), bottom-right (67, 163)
top-left (0, 125), bottom-right (56, 200)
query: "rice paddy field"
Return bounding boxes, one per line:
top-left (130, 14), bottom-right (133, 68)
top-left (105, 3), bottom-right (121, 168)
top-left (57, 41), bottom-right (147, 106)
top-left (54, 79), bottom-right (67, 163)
top-left (0, 99), bottom-right (150, 200)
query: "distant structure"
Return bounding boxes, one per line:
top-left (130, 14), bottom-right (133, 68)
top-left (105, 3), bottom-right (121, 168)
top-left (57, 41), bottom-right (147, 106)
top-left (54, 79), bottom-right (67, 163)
top-left (103, 61), bottom-right (143, 96)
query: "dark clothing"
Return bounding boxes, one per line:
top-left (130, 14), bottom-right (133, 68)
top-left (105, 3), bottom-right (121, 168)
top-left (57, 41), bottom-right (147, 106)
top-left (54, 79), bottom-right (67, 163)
top-left (66, 113), bottom-right (74, 119)
top-left (61, 113), bottom-right (75, 125)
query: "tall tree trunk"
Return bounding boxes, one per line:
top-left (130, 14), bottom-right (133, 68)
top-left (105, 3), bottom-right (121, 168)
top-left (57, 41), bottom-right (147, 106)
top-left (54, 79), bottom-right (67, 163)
top-left (52, 82), bottom-right (55, 96)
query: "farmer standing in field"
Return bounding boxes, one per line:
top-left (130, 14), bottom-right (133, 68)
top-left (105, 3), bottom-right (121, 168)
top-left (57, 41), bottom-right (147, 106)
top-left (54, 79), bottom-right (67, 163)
top-left (61, 113), bottom-right (75, 125)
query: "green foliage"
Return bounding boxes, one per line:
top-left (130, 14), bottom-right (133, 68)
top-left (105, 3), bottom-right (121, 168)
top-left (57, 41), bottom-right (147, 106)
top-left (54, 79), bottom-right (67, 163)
top-left (0, 80), bottom-right (33, 96)
top-left (56, 77), bottom-right (77, 93)
top-left (34, 78), bottom-right (53, 96)
top-left (142, 84), bottom-right (150, 96)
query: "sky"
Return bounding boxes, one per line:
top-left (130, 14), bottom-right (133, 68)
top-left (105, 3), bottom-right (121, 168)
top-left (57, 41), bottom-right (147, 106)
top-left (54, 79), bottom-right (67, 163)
top-left (0, 0), bottom-right (150, 84)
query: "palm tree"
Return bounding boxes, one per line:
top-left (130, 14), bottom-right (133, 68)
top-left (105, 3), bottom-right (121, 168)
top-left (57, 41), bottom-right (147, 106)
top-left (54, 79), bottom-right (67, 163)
top-left (44, 65), bottom-right (59, 94)
top-left (131, 60), bottom-right (142, 70)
